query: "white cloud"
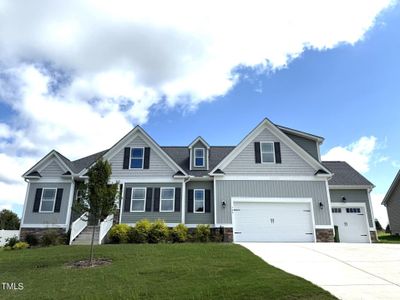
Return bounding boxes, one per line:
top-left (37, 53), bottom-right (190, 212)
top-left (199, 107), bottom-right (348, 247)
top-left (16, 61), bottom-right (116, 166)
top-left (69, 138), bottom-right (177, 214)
top-left (322, 136), bottom-right (377, 173)
top-left (371, 193), bottom-right (388, 227)
top-left (0, 0), bottom-right (394, 213)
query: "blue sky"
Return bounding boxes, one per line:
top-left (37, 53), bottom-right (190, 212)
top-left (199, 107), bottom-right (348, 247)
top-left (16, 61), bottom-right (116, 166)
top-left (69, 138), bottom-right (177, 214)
top-left (0, 1), bottom-right (398, 225)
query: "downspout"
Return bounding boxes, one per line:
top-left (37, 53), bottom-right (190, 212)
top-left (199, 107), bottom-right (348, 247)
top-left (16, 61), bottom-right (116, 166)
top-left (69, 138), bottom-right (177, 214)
top-left (182, 177), bottom-right (191, 224)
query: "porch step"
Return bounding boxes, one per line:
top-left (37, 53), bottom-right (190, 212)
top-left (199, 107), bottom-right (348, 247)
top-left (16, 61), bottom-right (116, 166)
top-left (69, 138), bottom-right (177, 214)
top-left (71, 226), bottom-right (100, 245)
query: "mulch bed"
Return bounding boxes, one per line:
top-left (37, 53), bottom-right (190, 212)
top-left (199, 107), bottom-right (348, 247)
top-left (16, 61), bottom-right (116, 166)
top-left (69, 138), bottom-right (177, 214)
top-left (65, 258), bottom-right (112, 269)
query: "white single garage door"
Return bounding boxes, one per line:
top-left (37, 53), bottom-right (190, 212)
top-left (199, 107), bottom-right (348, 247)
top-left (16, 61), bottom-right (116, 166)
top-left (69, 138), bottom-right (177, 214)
top-left (232, 200), bottom-right (315, 242)
top-left (332, 205), bottom-right (370, 243)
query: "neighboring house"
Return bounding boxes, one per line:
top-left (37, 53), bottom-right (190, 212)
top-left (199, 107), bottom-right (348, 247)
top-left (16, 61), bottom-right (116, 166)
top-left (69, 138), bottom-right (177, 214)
top-left (20, 118), bottom-right (377, 244)
top-left (382, 170), bottom-right (400, 235)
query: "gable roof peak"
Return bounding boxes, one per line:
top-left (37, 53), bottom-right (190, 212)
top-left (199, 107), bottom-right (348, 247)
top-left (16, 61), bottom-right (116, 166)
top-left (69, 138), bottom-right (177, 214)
top-left (188, 136), bottom-right (210, 149)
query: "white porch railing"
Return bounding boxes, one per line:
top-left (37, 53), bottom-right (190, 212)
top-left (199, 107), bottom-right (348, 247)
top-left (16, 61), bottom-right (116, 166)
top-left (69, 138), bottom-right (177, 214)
top-left (69, 213), bottom-right (88, 245)
top-left (99, 214), bottom-right (114, 244)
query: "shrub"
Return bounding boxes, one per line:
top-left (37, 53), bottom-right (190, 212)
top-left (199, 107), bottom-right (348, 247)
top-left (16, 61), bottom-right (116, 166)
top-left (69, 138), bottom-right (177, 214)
top-left (211, 227), bottom-right (224, 242)
top-left (4, 236), bottom-right (19, 248)
top-left (40, 230), bottom-right (60, 247)
top-left (24, 233), bottom-right (39, 246)
top-left (386, 224), bottom-right (391, 234)
top-left (194, 225), bottom-right (211, 242)
top-left (109, 224), bottom-right (130, 243)
top-left (128, 219), bottom-right (151, 243)
top-left (13, 242), bottom-right (29, 250)
top-left (148, 219), bottom-right (169, 243)
top-left (170, 224), bottom-right (189, 243)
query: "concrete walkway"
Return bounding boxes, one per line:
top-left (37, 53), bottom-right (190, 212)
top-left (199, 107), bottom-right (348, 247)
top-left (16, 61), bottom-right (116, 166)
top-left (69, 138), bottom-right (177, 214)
top-left (241, 243), bottom-right (400, 300)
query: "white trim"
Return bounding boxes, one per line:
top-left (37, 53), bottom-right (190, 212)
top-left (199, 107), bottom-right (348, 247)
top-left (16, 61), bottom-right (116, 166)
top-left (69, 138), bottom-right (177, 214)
top-left (119, 183), bottom-right (125, 224)
top-left (276, 125), bottom-right (324, 143)
top-left (214, 223), bottom-right (232, 227)
top-left (260, 141), bottom-right (275, 164)
top-left (182, 180), bottom-right (188, 223)
top-left (213, 178), bottom-right (217, 226)
top-left (193, 148), bottom-right (205, 167)
top-left (367, 190), bottom-right (377, 231)
top-left (215, 175), bottom-right (327, 181)
top-left (129, 147), bottom-right (144, 170)
top-left (21, 224), bottom-right (67, 228)
top-left (325, 180), bottom-right (334, 227)
top-left (231, 197), bottom-right (316, 243)
top-left (23, 150), bottom-right (74, 177)
top-left (330, 202), bottom-right (371, 243)
top-left (27, 178), bottom-right (73, 183)
top-left (109, 177), bottom-right (184, 183)
top-left (329, 185), bottom-right (373, 190)
top-left (210, 118), bottom-right (331, 175)
top-left (315, 225), bottom-right (334, 229)
top-left (159, 187), bottom-right (175, 212)
top-left (193, 189), bottom-right (205, 213)
top-left (188, 136), bottom-right (210, 149)
top-left (317, 141), bottom-right (321, 161)
top-left (65, 181), bottom-right (75, 231)
top-left (382, 170), bottom-right (400, 205)
top-left (20, 181), bottom-right (30, 227)
top-left (130, 187), bottom-right (147, 212)
top-left (39, 188), bottom-right (57, 213)
top-left (189, 148), bottom-right (192, 171)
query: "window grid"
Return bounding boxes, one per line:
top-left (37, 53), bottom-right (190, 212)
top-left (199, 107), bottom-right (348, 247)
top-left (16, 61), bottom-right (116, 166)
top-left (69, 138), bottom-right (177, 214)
top-left (39, 188), bottom-right (57, 213)
top-left (194, 148), bottom-right (205, 167)
top-left (331, 208), bottom-right (341, 213)
top-left (160, 187), bottom-right (175, 212)
top-left (194, 189), bottom-right (205, 213)
top-left (346, 208), bottom-right (361, 214)
top-left (130, 147), bottom-right (144, 169)
top-left (260, 142), bottom-right (275, 163)
top-left (131, 188), bottom-right (146, 212)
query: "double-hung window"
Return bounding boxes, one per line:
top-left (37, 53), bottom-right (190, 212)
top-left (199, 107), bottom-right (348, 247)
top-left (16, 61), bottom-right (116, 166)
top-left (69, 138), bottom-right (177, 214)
top-left (194, 189), bottom-right (205, 213)
top-left (131, 188), bottom-right (146, 212)
top-left (160, 188), bottom-right (175, 212)
top-left (40, 188), bottom-right (56, 212)
top-left (130, 147), bottom-right (144, 169)
top-left (194, 148), bottom-right (205, 167)
top-left (260, 142), bottom-right (275, 163)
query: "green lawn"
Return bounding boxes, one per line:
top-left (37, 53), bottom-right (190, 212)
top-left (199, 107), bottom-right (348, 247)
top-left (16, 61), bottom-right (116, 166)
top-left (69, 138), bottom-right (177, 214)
top-left (0, 243), bottom-right (335, 300)
top-left (378, 231), bottom-right (400, 243)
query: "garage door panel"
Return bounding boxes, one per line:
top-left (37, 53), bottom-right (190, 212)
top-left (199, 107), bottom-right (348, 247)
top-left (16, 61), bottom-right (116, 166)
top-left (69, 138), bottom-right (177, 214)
top-left (332, 206), bottom-right (369, 243)
top-left (233, 201), bottom-right (314, 242)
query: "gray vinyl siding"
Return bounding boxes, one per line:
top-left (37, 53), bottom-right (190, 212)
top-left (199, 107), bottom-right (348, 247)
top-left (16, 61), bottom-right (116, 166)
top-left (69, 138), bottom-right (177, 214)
top-left (185, 181), bottom-right (214, 224)
top-left (109, 135), bottom-right (176, 178)
top-left (121, 182), bottom-right (182, 224)
top-left (23, 182), bottom-right (72, 226)
top-left (385, 184), bottom-right (400, 235)
top-left (285, 132), bottom-right (319, 161)
top-left (224, 128), bottom-right (315, 175)
top-left (329, 189), bottom-right (374, 228)
top-left (191, 141), bottom-right (208, 171)
top-left (40, 160), bottom-right (65, 177)
top-left (215, 180), bottom-right (331, 225)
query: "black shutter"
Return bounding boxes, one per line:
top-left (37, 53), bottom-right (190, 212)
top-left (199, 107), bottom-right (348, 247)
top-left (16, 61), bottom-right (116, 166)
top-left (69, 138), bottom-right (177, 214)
top-left (205, 190), bottom-right (211, 213)
top-left (254, 142), bottom-right (261, 163)
top-left (188, 189), bottom-right (194, 213)
top-left (175, 188), bottom-right (181, 212)
top-left (145, 188), bottom-right (153, 212)
top-left (124, 187), bottom-right (132, 212)
top-left (153, 188), bottom-right (160, 212)
top-left (54, 189), bottom-right (63, 212)
top-left (144, 147), bottom-right (150, 169)
top-left (274, 142), bottom-right (282, 164)
top-left (33, 188), bottom-right (42, 212)
top-left (123, 147), bottom-right (130, 169)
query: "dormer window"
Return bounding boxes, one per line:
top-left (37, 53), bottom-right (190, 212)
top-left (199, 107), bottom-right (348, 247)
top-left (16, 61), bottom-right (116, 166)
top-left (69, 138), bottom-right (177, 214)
top-left (194, 148), bottom-right (205, 167)
top-left (130, 147), bottom-right (144, 169)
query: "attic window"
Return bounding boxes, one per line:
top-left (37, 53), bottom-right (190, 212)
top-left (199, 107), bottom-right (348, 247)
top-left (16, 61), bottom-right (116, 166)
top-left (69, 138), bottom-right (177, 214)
top-left (260, 142), bottom-right (275, 163)
top-left (130, 148), bottom-right (144, 169)
top-left (194, 148), bottom-right (205, 167)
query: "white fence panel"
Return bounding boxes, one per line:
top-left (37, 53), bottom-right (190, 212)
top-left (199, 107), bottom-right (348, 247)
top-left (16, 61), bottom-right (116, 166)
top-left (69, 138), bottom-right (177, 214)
top-left (0, 230), bottom-right (20, 246)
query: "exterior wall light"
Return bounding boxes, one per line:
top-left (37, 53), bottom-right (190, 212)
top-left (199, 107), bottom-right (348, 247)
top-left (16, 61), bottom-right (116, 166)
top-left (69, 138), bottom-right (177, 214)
top-left (222, 201), bottom-right (226, 208)
top-left (342, 196), bottom-right (346, 202)
top-left (319, 202), bottom-right (324, 209)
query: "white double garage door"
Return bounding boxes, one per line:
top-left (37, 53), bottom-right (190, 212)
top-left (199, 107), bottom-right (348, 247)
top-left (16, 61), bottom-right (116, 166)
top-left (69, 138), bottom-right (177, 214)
top-left (232, 198), bottom-right (370, 243)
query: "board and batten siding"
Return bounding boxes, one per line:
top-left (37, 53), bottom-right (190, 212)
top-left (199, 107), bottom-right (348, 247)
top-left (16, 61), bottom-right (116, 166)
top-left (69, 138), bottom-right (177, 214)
top-left (23, 182), bottom-right (72, 225)
top-left (215, 180), bottom-right (331, 226)
top-left (39, 159), bottom-right (65, 177)
top-left (223, 128), bottom-right (316, 175)
top-left (329, 189), bottom-right (374, 228)
top-left (121, 182), bottom-right (182, 224)
top-left (185, 181), bottom-right (214, 224)
top-left (284, 132), bottom-right (319, 161)
top-left (109, 135), bottom-right (176, 178)
top-left (385, 183), bottom-right (400, 235)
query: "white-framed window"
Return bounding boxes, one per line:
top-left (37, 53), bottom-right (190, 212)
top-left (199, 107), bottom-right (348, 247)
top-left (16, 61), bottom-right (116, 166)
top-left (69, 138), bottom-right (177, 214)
top-left (194, 148), bottom-right (205, 167)
top-left (39, 188), bottom-right (57, 213)
top-left (346, 208), bottom-right (361, 214)
top-left (130, 147), bottom-right (144, 169)
top-left (131, 188), bottom-right (146, 212)
top-left (260, 142), bottom-right (275, 163)
top-left (332, 208), bottom-right (342, 213)
top-left (160, 187), bottom-right (175, 212)
top-left (194, 189), bottom-right (205, 213)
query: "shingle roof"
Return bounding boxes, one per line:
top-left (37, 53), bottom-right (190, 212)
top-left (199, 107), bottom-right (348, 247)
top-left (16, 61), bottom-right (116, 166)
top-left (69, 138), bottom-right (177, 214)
top-left (71, 150), bottom-right (109, 173)
top-left (162, 146), bottom-right (235, 176)
top-left (322, 161), bottom-right (374, 187)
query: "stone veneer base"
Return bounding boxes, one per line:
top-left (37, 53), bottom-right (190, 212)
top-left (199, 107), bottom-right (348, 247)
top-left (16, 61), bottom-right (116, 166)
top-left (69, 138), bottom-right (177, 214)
top-left (315, 228), bottom-right (335, 242)
top-left (20, 228), bottom-right (66, 242)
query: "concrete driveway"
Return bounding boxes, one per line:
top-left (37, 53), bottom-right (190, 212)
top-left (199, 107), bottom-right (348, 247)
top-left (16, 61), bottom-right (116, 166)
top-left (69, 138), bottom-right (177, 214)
top-left (241, 243), bottom-right (400, 300)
